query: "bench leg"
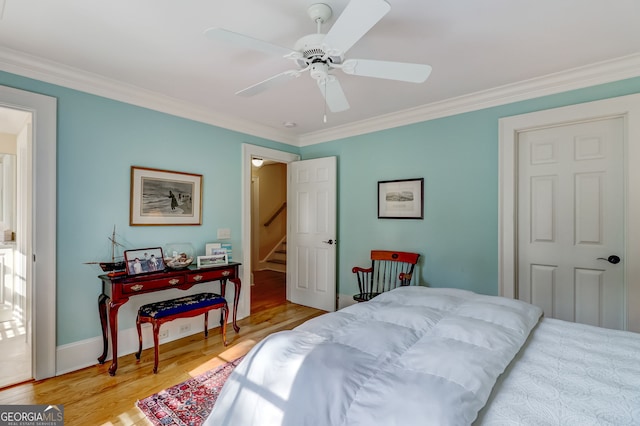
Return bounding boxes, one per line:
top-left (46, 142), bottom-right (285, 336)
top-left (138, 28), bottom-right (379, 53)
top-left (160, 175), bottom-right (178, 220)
top-left (135, 315), bottom-right (143, 360)
top-left (152, 322), bottom-right (160, 374)
top-left (204, 311), bottom-right (209, 338)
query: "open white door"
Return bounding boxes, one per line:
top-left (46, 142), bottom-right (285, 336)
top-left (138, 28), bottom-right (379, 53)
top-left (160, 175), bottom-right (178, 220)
top-left (288, 157), bottom-right (337, 312)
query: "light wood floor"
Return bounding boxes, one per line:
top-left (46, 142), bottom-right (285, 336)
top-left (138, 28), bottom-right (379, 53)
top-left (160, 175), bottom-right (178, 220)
top-left (0, 270), bottom-right (325, 425)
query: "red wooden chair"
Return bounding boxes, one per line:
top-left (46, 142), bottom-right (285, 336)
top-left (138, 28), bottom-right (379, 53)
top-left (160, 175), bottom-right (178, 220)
top-left (352, 250), bottom-right (420, 302)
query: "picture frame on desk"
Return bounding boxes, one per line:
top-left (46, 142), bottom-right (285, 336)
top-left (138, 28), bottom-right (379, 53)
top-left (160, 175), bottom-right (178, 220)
top-left (205, 242), bottom-right (221, 255)
top-left (124, 247), bottom-right (165, 275)
top-left (206, 242), bottom-right (233, 261)
top-left (130, 166), bottom-right (203, 226)
top-left (197, 250), bottom-right (228, 268)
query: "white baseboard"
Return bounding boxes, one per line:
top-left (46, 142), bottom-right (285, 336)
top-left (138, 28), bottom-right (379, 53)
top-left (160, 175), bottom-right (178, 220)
top-left (55, 316), bottom-right (227, 376)
top-left (337, 293), bottom-right (358, 310)
top-left (56, 295), bottom-right (346, 375)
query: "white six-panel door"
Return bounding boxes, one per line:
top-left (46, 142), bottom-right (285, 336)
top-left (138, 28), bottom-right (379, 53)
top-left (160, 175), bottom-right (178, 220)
top-left (288, 156), bottom-right (337, 312)
top-left (517, 117), bottom-right (624, 329)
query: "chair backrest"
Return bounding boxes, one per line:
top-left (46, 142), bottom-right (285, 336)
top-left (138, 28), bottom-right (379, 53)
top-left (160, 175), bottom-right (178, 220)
top-left (352, 250), bottom-right (420, 302)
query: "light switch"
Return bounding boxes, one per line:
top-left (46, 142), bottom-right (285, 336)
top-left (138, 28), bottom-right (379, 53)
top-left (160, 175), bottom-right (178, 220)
top-left (217, 228), bottom-right (231, 239)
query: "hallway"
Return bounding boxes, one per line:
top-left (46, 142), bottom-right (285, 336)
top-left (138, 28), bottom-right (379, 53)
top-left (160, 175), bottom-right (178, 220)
top-left (251, 270), bottom-right (286, 313)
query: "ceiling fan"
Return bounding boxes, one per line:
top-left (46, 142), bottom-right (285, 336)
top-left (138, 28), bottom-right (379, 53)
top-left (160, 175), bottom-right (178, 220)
top-left (204, 0), bottom-right (432, 115)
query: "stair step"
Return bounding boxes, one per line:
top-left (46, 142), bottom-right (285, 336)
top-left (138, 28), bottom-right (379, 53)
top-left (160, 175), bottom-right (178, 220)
top-left (275, 249), bottom-right (286, 254)
top-left (268, 259), bottom-right (286, 265)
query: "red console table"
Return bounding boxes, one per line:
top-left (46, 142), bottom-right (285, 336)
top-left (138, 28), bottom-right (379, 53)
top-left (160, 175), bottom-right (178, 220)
top-left (97, 262), bottom-right (241, 375)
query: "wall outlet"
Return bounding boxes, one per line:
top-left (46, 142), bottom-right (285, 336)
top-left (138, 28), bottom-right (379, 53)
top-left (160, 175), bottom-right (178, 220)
top-left (179, 323), bottom-right (191, 334)
top-left (159, 328), bottom-right (169, 339)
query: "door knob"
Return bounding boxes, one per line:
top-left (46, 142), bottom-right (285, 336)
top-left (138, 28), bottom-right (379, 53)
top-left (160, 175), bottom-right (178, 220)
top-left (322, 239), bottom-right (334, 245)
top-left (597, 255), bottom-right (621, 264)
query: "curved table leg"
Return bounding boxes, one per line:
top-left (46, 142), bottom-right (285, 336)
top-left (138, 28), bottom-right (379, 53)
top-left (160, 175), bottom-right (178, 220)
top-left (220, 278), bottom-right (241, 333)
top-left (97, 293), bottom-right (110, 364)
top-left (107, 300), bottom-right (125, 376)
top-left (230, 278), bottom-right (241, 333)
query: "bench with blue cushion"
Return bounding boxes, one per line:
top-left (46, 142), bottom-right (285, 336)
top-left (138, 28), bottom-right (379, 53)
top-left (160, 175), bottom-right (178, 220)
top-left (135, 292), bottom-right (228, 373)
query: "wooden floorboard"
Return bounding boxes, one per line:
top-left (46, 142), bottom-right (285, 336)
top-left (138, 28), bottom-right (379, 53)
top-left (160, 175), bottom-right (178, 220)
top-left (251, 269), bottom-right (287, 311)
top-left (0, 270), bottom-right (325, 425)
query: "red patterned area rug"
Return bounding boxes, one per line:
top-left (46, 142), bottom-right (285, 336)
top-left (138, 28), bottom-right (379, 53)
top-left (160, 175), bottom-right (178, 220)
top-left (136, 356), bottom-right (244, 426)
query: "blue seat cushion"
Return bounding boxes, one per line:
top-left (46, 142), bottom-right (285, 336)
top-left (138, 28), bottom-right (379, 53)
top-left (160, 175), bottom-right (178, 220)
top-left (138, 292), bottom-right (226, 319)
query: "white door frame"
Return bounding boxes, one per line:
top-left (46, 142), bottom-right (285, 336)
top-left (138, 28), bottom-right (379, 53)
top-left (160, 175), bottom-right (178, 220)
top-left (0, 85), bottom-right (57, 378)
top-left (499, 93), bottom-right (640, 332)
top-left (241, 144), bottom-right (300, 318)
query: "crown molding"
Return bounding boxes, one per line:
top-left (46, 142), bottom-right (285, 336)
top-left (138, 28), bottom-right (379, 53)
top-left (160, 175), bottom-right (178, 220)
top-left (1, 46), bottom-right (638, 148)
top-left (298, 53), bottom-right (640, 146)
top-left (0, 47), bottom-right (298, 146)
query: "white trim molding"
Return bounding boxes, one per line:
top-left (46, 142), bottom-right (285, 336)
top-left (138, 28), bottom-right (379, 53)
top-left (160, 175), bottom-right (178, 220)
top-left (0, 85), bottom-right (57, 379)
top-left (1, 46), bottom-right (638, 147)
top-left (498, 93), bottom-right (640, 332)
top-left (56, 319), bottom-right (214, 375)
top-left (0, 47), bottom-right (298, 147)
top-left (300, 54), bottom-right (640, 145)
top-left (241, 144), bottom-right (299, 319)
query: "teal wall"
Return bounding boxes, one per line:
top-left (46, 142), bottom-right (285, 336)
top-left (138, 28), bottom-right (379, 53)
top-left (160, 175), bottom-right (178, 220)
top-left (301, 77), bottom-right (640, 299)
top-left (1, 69), bottom-right (639, 348)
top-left (0, 71), bottom-right (298, 345)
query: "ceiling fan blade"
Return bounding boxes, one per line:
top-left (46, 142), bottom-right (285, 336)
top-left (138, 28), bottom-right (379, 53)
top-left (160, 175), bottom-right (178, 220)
top-left (236, 70), bottom-right (300, 97)
top-left (318, 77), bottom-right (350, 112)
top-left (322, 0), bottom-right (391, 56)
top-left (341, 59), bottom-right (432, 83)
top-left (204, 27), bottom-right (296, 57)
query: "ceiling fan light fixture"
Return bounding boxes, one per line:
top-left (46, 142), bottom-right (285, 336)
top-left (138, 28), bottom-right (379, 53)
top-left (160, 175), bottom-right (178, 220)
top-left (310, 62), bottom-right (329, 81)
top-left (251, 157), bottom-right (264, 167)
top-left (206, 0), bottom-right (430, 116)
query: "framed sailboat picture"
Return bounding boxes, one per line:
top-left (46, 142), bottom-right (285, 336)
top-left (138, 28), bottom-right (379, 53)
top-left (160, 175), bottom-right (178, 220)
top-left (130, 166), bottom-right (203, 226)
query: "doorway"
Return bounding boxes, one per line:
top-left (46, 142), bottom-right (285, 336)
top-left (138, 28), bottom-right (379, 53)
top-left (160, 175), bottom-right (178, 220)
top-left (240, 144), bottom-right (299, 319)
top-left (0, 106), bottom-right (30, 388)
top-left (241, 145), bottom-right (337, 317)
top-left (499, 93), bottom-right (640, 332)
top-left (0, 85), bottom-right (57, 383)
top-left (250, 159), bottom-right (288, 312)
top-left (517, 117), bottom-right (624, 329)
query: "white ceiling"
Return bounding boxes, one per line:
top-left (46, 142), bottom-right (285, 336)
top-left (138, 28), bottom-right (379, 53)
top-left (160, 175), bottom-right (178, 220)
top-left (0, 0), bottom-right (638, 145)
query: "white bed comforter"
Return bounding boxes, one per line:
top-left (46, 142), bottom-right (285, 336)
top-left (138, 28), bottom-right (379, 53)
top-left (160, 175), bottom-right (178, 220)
top-left (206, 287), bottom-right (542, 426)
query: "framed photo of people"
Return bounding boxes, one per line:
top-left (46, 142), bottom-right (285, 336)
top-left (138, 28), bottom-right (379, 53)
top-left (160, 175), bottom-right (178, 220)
top-left (124, 247), bottom-right (165, 275)
top-left (130, 166), bottom-right (203, 226)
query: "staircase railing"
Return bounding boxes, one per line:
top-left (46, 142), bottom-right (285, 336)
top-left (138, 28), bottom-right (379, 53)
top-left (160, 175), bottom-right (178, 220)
top-left (264, 202), bottom-right (286, 227)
